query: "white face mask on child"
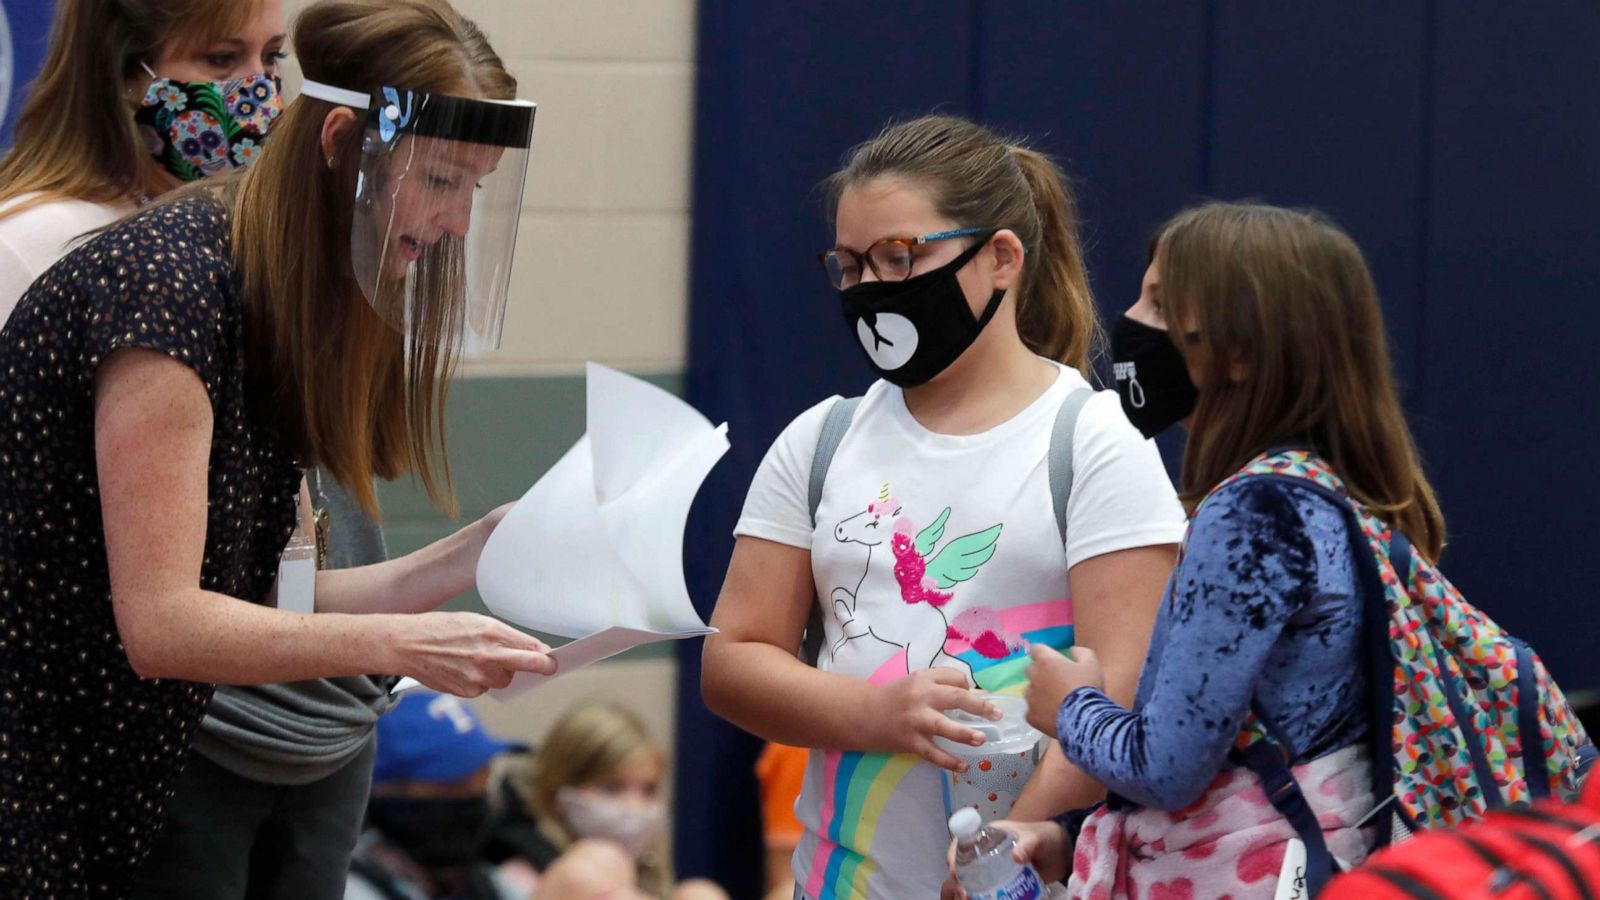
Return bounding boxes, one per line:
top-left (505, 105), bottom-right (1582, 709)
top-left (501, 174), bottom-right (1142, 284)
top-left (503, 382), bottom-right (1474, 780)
top-left (556, 787), bottom-right (665, 858)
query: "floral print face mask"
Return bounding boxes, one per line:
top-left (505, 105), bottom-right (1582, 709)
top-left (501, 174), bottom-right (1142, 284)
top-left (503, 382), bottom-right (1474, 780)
top-left (134, 63), bottom-right (283, 182)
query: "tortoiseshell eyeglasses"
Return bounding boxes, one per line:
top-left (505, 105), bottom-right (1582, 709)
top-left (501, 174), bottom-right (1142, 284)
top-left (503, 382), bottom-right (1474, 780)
top-left (819, 227), bottom-right (998, 290)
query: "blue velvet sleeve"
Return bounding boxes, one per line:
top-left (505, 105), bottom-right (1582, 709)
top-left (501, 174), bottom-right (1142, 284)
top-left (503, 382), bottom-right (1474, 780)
top-left (1055, 478), bottom-right (1363, 811)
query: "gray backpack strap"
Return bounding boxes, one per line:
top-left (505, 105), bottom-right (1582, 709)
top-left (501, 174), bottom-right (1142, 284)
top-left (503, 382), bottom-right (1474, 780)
top-left (808, 397), bottom-right (862, 523)
top-left (1048, 388), bottom-right (1095, 550)
top-left (801, 396), bottom-right (861, 665)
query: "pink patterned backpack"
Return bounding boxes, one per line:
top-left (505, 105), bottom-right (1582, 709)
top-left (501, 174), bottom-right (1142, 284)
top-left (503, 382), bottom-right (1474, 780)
top-left (1205, 449), bottom-right (1593, 894)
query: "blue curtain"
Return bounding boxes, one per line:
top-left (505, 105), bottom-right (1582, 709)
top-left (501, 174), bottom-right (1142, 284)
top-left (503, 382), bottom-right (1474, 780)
top-left (1, 1), bottom-right (55, 149)
top-left (677, 2), bottom-right (1599, 894)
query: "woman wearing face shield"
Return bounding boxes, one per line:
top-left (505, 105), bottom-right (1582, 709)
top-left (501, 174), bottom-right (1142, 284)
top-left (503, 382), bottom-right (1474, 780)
top-left (0, 0), bottom-right (551, 895)
top-left (0, 3), bottom-right (419, 897)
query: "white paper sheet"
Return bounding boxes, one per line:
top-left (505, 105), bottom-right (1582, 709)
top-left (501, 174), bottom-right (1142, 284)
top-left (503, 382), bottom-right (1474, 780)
top-left (393, 363), bottom-right (724, 698)
top-left (391, 625), bottom-right (715, 698)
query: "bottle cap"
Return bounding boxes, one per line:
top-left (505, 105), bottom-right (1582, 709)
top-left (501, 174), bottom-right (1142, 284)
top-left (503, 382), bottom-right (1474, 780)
top-left (948, 807), bottom-right (982, 840)
top-left (933, 692), bottom-right (1043, 757)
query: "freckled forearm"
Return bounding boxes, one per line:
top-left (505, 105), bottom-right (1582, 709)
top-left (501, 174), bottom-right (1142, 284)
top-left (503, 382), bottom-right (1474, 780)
top-left (116, 586), bottom-right (402, 683)
top-left (313, 517), bottom-right (483, 614)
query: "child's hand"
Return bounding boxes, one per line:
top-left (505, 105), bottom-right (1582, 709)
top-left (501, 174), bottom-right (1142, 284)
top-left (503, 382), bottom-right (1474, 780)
top-left (864, 667), bottom-right (999, 771)
top-left (941, 819), bottom-right (1074, 898)
top-left (1024, 645), bottom-right (1103, 735)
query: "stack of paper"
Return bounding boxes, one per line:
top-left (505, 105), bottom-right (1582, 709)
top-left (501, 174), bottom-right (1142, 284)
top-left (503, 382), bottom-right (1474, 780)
top-left (395, 363), bottom-right (725, 698)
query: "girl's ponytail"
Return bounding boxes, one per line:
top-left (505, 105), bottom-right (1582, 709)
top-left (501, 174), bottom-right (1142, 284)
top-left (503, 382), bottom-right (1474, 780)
top-left (1008, 145), bottom-right (1098, 374)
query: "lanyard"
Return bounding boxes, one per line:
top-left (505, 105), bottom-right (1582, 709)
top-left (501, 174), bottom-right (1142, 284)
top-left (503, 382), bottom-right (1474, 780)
top-left (310, 469), bottom-right (331, 570)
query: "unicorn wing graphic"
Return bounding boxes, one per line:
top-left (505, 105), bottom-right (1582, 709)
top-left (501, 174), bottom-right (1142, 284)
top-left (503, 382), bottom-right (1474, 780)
top-left (914, 507), bottom-right (952, 558)
top-left (924, 524), bottom-right (1002, 589)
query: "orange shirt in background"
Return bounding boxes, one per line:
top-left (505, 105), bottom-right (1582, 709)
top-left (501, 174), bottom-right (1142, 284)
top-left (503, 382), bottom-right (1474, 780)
top-left (755, 742), bottom-right (808, 849)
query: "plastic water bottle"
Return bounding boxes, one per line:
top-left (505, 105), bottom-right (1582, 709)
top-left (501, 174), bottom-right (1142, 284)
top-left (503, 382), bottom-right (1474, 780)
top-left (949, 808), bottom-right (1045, 900)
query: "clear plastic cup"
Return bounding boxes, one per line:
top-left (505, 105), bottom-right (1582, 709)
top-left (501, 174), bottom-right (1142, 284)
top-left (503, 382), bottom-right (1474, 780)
top-left (932, 693), bottom-right (1046, 820)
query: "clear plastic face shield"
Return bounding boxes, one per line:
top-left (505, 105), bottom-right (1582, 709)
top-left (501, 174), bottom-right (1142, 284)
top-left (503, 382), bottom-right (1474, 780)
top-left (300, 81), bottom-right (536, 354)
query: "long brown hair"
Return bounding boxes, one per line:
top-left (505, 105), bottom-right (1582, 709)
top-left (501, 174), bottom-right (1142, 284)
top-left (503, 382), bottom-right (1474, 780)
top-left (825, 115), bottom-right (1100, 373)
top-left (1158, 202), bottom-right (1446, 559)
top-left (230, 0), bottom-right (516, 516)
top-left (504, 703), bottom-right (672, 897)
top-left (0, 0), bottom-right (261, 216)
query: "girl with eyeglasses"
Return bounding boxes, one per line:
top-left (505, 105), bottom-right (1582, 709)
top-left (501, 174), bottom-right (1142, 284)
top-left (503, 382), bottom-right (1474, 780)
top-left (701, 114), bottom-right (1187, 899)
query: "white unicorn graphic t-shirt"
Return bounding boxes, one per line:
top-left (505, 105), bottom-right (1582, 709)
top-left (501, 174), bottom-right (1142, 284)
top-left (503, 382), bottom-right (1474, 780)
top-left (735, 362), bottom-right (1186, 900)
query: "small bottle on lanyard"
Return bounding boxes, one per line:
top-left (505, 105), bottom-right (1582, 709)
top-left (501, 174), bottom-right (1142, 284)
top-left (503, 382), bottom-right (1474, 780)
top-left (275, 479), bottom-right (319, 614)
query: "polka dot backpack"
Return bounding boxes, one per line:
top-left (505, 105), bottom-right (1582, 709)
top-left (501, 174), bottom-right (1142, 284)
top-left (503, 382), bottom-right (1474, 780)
top-left (1208, 449), bottom-right (1594, 894)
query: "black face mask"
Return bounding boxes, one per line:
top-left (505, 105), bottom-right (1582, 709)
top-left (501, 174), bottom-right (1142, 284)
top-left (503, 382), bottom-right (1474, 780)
top-left (1110, 314), bottom-right (1198, 438)
top-left (367, 796), bottom-right (490, 868)
top-left (839, 239), bottom-right (1004, 388)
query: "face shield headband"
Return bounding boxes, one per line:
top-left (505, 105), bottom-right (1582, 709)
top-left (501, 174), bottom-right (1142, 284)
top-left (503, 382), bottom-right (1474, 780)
top-left (299, 78), bottom-right (536, 354)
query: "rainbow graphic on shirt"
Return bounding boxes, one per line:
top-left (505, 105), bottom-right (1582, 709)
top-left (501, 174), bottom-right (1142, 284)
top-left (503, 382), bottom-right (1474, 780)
top-left (936, 599), bottom-right (1074, 695)
top-left (800, 600), bottom-right (1071, 898)
top-left (802, 750), bottom-right (921, 899)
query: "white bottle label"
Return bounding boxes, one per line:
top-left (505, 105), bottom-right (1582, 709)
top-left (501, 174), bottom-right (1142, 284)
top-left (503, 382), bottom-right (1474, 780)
top-left (969, 867), bottom-right (1044, 900)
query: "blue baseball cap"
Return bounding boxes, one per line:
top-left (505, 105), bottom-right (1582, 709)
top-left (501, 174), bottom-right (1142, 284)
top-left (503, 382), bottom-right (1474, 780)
top-left (373, 690), bottom-right (520, 786)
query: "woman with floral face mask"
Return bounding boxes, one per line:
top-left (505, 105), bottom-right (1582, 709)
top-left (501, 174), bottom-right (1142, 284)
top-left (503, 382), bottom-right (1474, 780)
top-left (486, 703), bottom-right (729, 900)
top-left (0, 0), bottom-right (289, 318)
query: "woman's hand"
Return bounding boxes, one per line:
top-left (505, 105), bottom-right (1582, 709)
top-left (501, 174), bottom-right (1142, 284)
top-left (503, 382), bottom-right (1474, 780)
top-left (310, 501), bottom-right (521, 616)
top-left (862, 668), bottom-right (1000, 771)
top-left (480, 501), bottom-right (515, 534)
top-left (941, 819), bottom-right (1074, 898)
top-left (390, 611), bottom-right (556, 697)
top-left (413, 501), bottom-right (518, 602)
top-left (1024, 645), bottom-right (1103, 735)
top-left (441, 501), bottom-right (517, 592)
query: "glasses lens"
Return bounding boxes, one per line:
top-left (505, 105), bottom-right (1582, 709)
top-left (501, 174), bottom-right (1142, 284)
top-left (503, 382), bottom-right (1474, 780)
top-left (868, 242), bottom-right (913, 281)
top-left (824, 250), bottom-right (861, 289)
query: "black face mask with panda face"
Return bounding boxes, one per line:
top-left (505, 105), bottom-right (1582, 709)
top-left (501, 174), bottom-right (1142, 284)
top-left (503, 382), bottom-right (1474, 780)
top-left (839, 240), bottom-right (1004, 388)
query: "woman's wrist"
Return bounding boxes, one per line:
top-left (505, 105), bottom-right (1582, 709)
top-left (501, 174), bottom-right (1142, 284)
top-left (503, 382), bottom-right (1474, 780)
top-left (357, 614), bottom-right (413, 676)
top-left (444, 512), bottom-right (496, 594)
top-left (395, 514), bottom-right (488, 610)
